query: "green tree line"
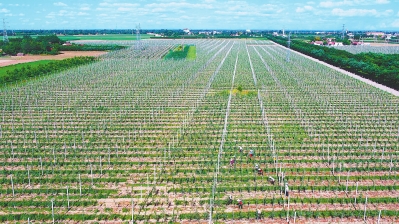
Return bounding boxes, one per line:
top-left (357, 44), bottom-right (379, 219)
top-left (1, 35), bottom-right (64, 55)
top-left (1, 56), bottom-right (97, 85)
top-left (267, 35), bottom-right (399, 91)
top-left (1, 35), bottom-right (125, 55)
top-left (59, 44), bottom-right (125, 51)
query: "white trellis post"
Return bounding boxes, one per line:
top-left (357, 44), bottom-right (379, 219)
top-left (11, 174), bottom-right (14, 197)
top-left (90, 163), bottom-right (93, 186)
top-left (286, 196), bottom-right (290, 223)
top-left (100, 156), bottom-right (102, 176)
top-left (293, 211), bottom-right (296, 224)
top-left (132, 198), bottom-right (134, 224)
top-left (363, 196), bottom-right (368, 221)
top-left (146, 174), bottom-right (149, 189)
top-left (153, 164), bottom-right (156, 184)
top-left (51, 199), bottom-right (55, 224)
top-left (27, 166), bottom-right (31, 187)
top-left (354, 182), bottom-right (358, 206)
top-left (377, 209), bottom-right (381, 224)
top-left (79, 174), bottom-right (82, 196)
top-left (40, 157), bottom-right (43, 175)
top-left (67, 186), bottom-right (70, 209)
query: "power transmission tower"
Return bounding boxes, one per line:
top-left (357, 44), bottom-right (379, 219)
top-left (136, 23), bottom-right (142, 50)
top-left (286, 32), bottom-right (291, 62)
top-left (341, 24), bottom-right (345, 40)
top-left (3, 18), bottom-right (9, 44)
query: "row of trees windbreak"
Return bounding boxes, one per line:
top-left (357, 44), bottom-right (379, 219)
top-left (59, 44), bottom-right (126, 51)
top-left (1, 35), bottom-right (64, 55)
top-left (266, 35), bottom-right (399, 91)
top-left (0, 34), bottom-right (126, 56)
top-left (0, 56), bottom-right (97, 85)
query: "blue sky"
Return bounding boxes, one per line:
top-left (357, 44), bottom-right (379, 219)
top-left (1, 0), bottom-right (399, 30)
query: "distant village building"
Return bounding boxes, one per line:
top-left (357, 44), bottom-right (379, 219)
top-left (311, 41), bottom-right (324, 46)
top-left (17, 53), bottom-right (24, 56)
top-left (327, 41), bottom-right (343, 46)
top-left (183, 28), bottom-right (191, 35)
top-left (366, 32), bottom-right (385, 37)
top-left (147, 32), bottom-right (162, 37)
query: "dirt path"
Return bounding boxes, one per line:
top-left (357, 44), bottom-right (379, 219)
top-left (0, 51), bottom-right (108, 67)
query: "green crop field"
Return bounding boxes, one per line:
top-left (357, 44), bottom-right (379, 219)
top-left (8, 34), bottom-right (154, 41)
top-left (0, 39), bottom-right (398, 223)
top-left (58, 34), bottom-right (155, 41)
top-left (164, 44), bottom-right (196, 60)
top-left (0, 60), bottom-right (54, 78)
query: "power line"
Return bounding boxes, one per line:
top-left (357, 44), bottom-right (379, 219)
top-left (341, 24), bottom-right (345, 40)
top-left (136, 23), bottom-right (142, 50)
top-left (3, 18), bottom-right (9, 44)
top-left (286, 32), bottom-right (291, 62)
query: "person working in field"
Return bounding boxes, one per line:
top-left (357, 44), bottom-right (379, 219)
top-left (284, 183), bottom-right (289, 197)
top-left (257, 168), bottom-right (263, 175)
top-left (256, 208), bottom-right (262, 220)
top-left (239, 146), bottom-right (243, 153)
top-left (227, 194), bottom-right (233, 205)
top-left (230, 156), bottom-right (236, 167)
top-left (268, 176), bottom-right (275, 185)
top-left (237, 199), bottom-right (243, 209)
top-left (249, 149), bottom-right (254, 159)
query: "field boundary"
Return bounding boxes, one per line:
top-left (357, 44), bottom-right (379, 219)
top-left (0, 51), bottom-right (107, 67)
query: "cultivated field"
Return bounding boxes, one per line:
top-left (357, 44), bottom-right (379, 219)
top-left (331, 44), bottom-right (399, 54)
top-left (0, 39), bottom-right (398, 223)
top-left (0, 51), bottom-right (108, 67)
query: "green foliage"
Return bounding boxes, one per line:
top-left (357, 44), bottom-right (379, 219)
top-left (0, 56), bottom-right (98, 85)
top-left (59, 44), bottom-right (126, 51)
top-left (2, 35), bottom-right (64, 55)
top-left (164, 45), bottom-right (196, 60)
top-left (0, 60), bottom-right (54, 79)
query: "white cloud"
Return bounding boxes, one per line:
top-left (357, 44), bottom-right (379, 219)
top-left (0, 8), bottom-right (9, 13)
top-left (46, 9), bottom-right (91, 19)
top-left (331, 8), bottom-right (392, 17)
top-left (319, 0), bottom-right (390, 8)
top-left (54, 2), bottom-right (67, 7)
top-left (19, 13), bottom-right (24, 16)
top-left (319, 1), bottom-right (353, 8)
top-left (99, 3), bottom-right (139, 7)
top-left (117, 7), bottom-right (133, 12)
top-left (296, 5), bottom-right (314, 13)
top-left (213, 1), bottom-right (279, 17)
top-left (145, 2), bottom-right (212, 9)
top-left (80, 7), bottom-right (91, 11)
top-left (392, 19), bottom-right (399, 27)
top-left (376, 0), bottom-right (389, 4)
